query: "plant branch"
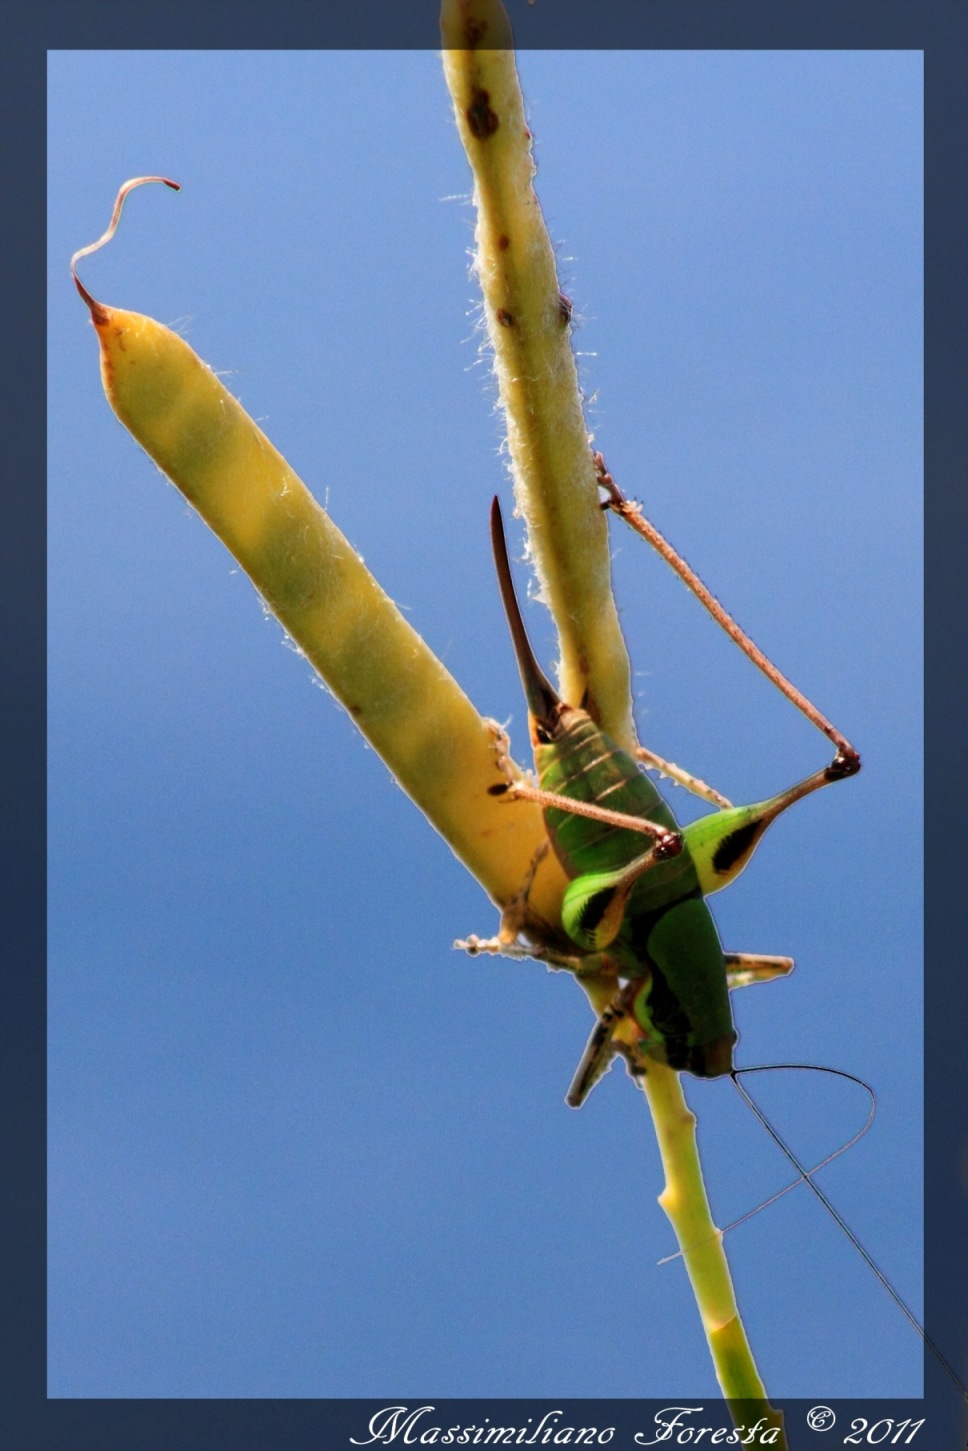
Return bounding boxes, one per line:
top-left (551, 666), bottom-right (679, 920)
top-left (440, 2), bottom-right (636, 748)
top-left (440, 5), bottom-right (785, 1436)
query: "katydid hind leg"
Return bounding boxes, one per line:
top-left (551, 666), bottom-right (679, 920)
top-left (682, 757), bottom-right (864, 899)
top-left (595, 453), bottom-right (861, 783)
top-left (560, 841), bottom-right (687, 954)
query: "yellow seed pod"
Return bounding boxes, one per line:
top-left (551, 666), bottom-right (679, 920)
top-left (71, 177), bottom-right (569, 932)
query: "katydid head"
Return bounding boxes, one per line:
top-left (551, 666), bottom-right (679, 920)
top-left (490, 496), bottom-right (581, 751)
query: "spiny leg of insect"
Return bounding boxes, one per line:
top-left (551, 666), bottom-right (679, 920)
top-left (456, 841), bottom-right (552, 955)
top-left (492, 776), bottom-right (683, 857)
top-left (455, 931), bottom-right (589, 974)
top-left (566, 982), bottom-right (640, 1108)
top-left (634, 744), bottom-right (733, 809)
top-left (495, 838), bottom-right (550, 945)
top-left (755, 756), bottom-right (860, 826)
top-left (483, 716), bottom-right (518, 791)
top-left (594, 453), bottom-right (861, 783)
top-left (487, 716), bottom-right (682, 858)
top-left (723, 953), bottom-right (794, 990)
top-left (455, 834), bottom-right (592, 972)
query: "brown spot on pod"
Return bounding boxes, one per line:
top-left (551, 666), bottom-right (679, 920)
top-left (467, 87), bottom-right (499, 140)
top-left (496, 307), bottom-right (515, 328)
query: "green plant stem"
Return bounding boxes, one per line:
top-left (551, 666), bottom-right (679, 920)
top-left (440, 2), bottom-right (636, 745)
top-left (643, 1064), bottom-right (787, 1443)
top-left (441, 6), bottom-right (786, 1435)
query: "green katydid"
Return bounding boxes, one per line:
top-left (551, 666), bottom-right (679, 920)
top-left (477, 482), bottom-right (860, 1108)
top-left (472, 475), bottom-right (968, 1405)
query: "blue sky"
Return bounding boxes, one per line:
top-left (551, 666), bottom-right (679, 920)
top-left (48, 49), bottom-right (924, 1404)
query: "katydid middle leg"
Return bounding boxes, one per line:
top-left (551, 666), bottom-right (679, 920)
top-left (635, 744), bottom-right (733, 809)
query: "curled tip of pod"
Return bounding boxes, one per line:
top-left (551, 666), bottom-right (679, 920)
top-left (71, 175), bottom-right (181, 316)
